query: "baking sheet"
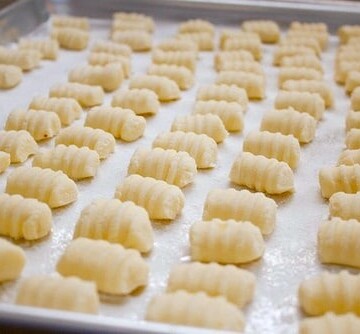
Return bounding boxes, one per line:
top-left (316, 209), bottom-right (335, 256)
top-left (0, 8), bottom-right (356, 334)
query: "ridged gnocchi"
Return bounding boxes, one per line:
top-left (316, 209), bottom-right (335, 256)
top-left (87, 52), bottom-right (130, 78)
top-left (280, 37), bottom-right (321, 56)
top-left (0, 152), bottom-right (10, 173)
top-left (74, 199), bottom-right (154, 253)
top-left (115, 175), bottom-right (185, 220)
top-left (0, 65), bottom-right (22, 89)
top-left (290, 21), bottom-right (328, 33)
top-left (52, 15), bottom-right (89, 30)
top-left (338, 25), bottom-right (360, 44)
top-left (177, 32), bottom-right (214, 51)
top-left (0, 47), bottom-right (40, 71)
top-left (16, 275), bottom-right (99, 314)
top-left (230, 152), bottom-right (295, 194)
top-left (55, 126), bottom-right (115, 159)
top-left (273, 45), bottom-right (316, 66)
top-left (152, 49), bottom-right (197, 72)
top-left (278, 67), bottom-right (322, 87)
top-left (153, 131), bottom-right (217, 169)
top-left (178, 19), bottom-right (214, 36)
top-left (214, 50), bottom-right (254, 71)
top-left (112, 20), bottom-right (150, 33)
top-left (346, 110), bottom-right (360, 131)
top-left (113, 12), bottom-right (154, 32)
top-left (190, 219), bottom-right (265, 264)
top-left (286, 30), bottom-right (328, 50)
top-left (6, 166), bottom-right (78, 208)
top-left (352, 87), bottom-right (360, 111)
top-left (167, 262), bottom-right (255, 308)
top-left (157, 39), bottom-right (198, 53)
top-left (223, 37), bottom-right (262, 60)
top-left (51, 28), bottom-right (89, 50)
top-left (346, 71), bottom-right (360, 93)
top-left (338, 149), bottom-right (360, 166)
top-left (57, 238), bottom-right (149, 294)
top-left (242, 20), bottom-right (280, 43)
top-left (218, 60), bottom-right (264, 75)
top-left (280, 54), bottom-right (323, 73)
top-left (111, 30), bottom-right (152, 51)
top-left (128, 147), bottom-right (197, 188)
top-left (19, 38), bottom-right (59, 60)
top-left (219, 30), bottom-right (258, 50)
top-left (335, 61), bottom-right (360, 84)
top-left (0, 238), bottom-right (25, 282)
top-left (329, 192), bottom-right (360, 221)
top-left (91, 40), bottom-right (132, 57)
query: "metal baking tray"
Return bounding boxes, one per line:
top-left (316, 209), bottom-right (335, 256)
top-left (1, 0), bottom-right (360, 333)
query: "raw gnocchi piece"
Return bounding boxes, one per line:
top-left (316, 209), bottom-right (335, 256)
top-left (91, 40), bottom-right (132, 57)
top-left (153, 131), bottom-right (217, 169)
top-left (346, 110), bottom-right (360, 131)
top-left (51, 28), bottom-right (89, 51)
top-left (223, 37), bottom-right (262, 60)
top-left (352, 87), bottom-right (360, 111)
top-left (216, 71), bottom-right (265, 99)
top-left (74, 199), bottom-right (154, 253)
top-left (275, 90), bottom-right (325, 120)
top-left (286, 30), bottom-right (328, 50)
top-left (319, 164), bottom-right (360, 198)
top-left (111, 30), bottom-right (152, 51)
top-left (273, 45), bottom-right (316, 66)
top-left (167, 262), bottom-right (256, 308)
top-left (0, 152), bottom-right (10, 173)
top-left (338, 25), bottom-right (360, 44)
top-left (203, 188), bottom-right (277, 235)
top-left (112, 20), bottom-right (150, 32)
top-left (219, 30), bottom-right (259, 50)
top-left (0, 238), bottom-right (25, 282)
top-left (318, 218), bottom-right (360, 268)
top-left (55, 126), bottom-right (115, 159)
top-left (6, 166), bottom-right (78, 208)
top-left (336, 52), bottom-right (360, 65)
top-left (299, 271), bottom-right (360, 316)
top-left (87, 52), bottom-right (131, 78)
top-left (278, 67), bottom-right (322, 87)
top-left (193, 100), bottom-right (244, 132)
top-left (16, 275), bottom-right (99, 314)
top-left (335, 61), bottom-right (360, 84)
top-left (280, 54), bottom-right (323, 73)
top-left (113, 12), bottom-right (154, 32)
top-left (152, 49), bottom-right (197, 72)
top-left (148, 64), bottom-right (194, 90)
top-left (242, 20), bottom-right (280, 43)
top-left (177, 32), bottom-right (214, 51)
top-left (190, 219), bottom-right (265, 264)
top-left (261, 108), bottom-right (316, 143)
top-left (29, 96), bottom-right (82, 126)
top-left (32, 145), bottom-right (100, 180)
top-left (348, 36), bottom-right (360, 44)
top-left (0, 64), bottom-right (22, 89)
top-left (49, 82), bottom-right (104, 107)
top-left (128, 147), bottom-right (197, 188)
top-left (5, 109), bottom-right (61, 141)
top-left (157, 39), bottom-right (198, 52)
top-left (115, 175), bottom-right (185, 220)
top-left (346, 71), bottom-right (360, 93)
top-left (146, 291), bottom-right (245, 331)
top-left (85, 106), bottom-right (146, 142)
top-left (300, 313), bottom-right (360, 334)
top-left (290, 21), bottom-right (328, 33)
top-left (0, 130), bottom-right (37, 163)
top-left (338, 149), bottom-right (360, 166)
top-left (229, 152), bottom-right (295, 194)
top-left (0, 47), bottom-right (40, 71)
top-left (329, 192), bottom-right (360, 221)
top-left (214, 50), bottom-right (254, 71)
top-left (18, 38), bottom-right (59, 60)
top-left (52, 15), bottom-right (89, 30)
top-left (171, 114), bottom-right (228, 143)
top-left (218, 60), bottom-right (264, 75)
top-left (129, 74), bottom-right (180, 102)
top-left (178, 19), bottom-right (215, 36)
top-left (57, 238), bottom-right (149, 294)
top-left (111, 88), bottom-right (159, 115)
top-left (243, 130), bottom-right (300, 169)
top-left (196, 84), bottom-right (248, 109)
top-left (280, 37), bottom-right (321, 56)
top-left (69, 63), bottom-right (124, 92)
top-left (0, 193), bottom-right (51, 240)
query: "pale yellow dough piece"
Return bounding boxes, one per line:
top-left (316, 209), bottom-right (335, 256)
top-left (329, 191), bottom-right (360, 221)
top-left (153, 131), bottom-right (217, 169)
top-left (218, 60), bottom-right (264, 75)
top-left (346, 110), bottom-right (360, 131)
top-left (74, 199), bottom-right (154, 253)
top-left (167, 262), bottom-right (255, 308)
top-left (318, 218), bottom-right (360, 268)
top-left (338, 25), bottom-right (360, 44)
top-left (49, 82), bottom-right (104, 107)
top-left (16, 275), bottom-right (99, 314)
top-left (193, 100), bottom-right (244, 132)
top-left (286, 30), bottom-right (328, 50)
top-left (260, 108), bottom-right (317, 144)
top-left (273, 45), bottom-right (316, 66)
top-left (299, 270), bottom-right (360, 316)
top-left (203, 188), bottom-right (277, 235)
top-left (128, 147), bottom-right (197, 188)
top-left (152, 49), bottom-right (197, 72)
top-left (156, 39), bottom-right (198, 53)
top-left (129, 74), bottom-right (180, 102)
top-left (243, 130), bottom-right (300, 169)
top-left (6, 166), bottom-right (78, 208)
top-left (278, 67), bottom-right (322, 87)
top-left (280, 54), bottom-right (323, 73)
top-left (57, 238), bottom-right (148, 295)
top-left (112, 20), bottom-right (150, 33)
top-left (214, 50), bottom-right (254, 71)
top-left (177, 32), bottom-right (214, 51)
top-left (111, 30), bottom-right (152, 52)
top-left (0, 193), bottom-right (51, 240)
top-left (87, 52), bottom-right (131, 78)
top-left (290, 21), bottom-right (328, 33)
top-left (115, 175), bottom-right (185, 220)
top-left (219, 30), bottom-right (259, 50)
top-left (0, 238), bottom-right (25, 282)
top-left (113, 12), bottom-right (154, 32)
top-left (171, 114), bottom-right (228, 143)
top-left (91, 40), bottom-right (132, 57)
top-left (319, 164), bottom-right (360, 199)
top-left (242, 20), bottom-right (280, 43)
top-left (178, 19), bottom-right (215, 36)
top-left (335, 61), bottom-right (360, 84)
top-left (29, 96), bottom-right (82, 126)
top-left (146, 291), bottom-right (245, 331)
top-left (280, 37), bottom-right (321, 56)
top-left (51, 28), bottom-right (89, 51)
top-left (55, 126), bottom-right (115, 159)
top-left (352, 87), bottom-right (360, 111)
top-left (19, 38), bottom-right (59, 60)
top-left (32, 145), bottom-right (100, 180)
top-left (190, 219), bottom-right (265, 264)
top-left (0, 47), bottom-right (40, 71)
top-left (52, 15), bottom-right (89, 30)
top-left (111, 89), bottom-right (160, 115)
top-left (0, 65), bottom-right (22, 89)
top-left (0, 152), bottom-right (10, 173)
top-left (346, 71), bottom-right (360, 93)
top-left (338, 149), bottom-right (360, 166)
top-left (5, 109), bottom-right (61, 141)
top-left (85, 106), bottom-right (146, 142)
top-left (223, 37), bottom-right (262, 60)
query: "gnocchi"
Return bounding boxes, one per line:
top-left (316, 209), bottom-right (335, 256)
top-left (338, 25), bottom-right (360, 44)
top-left (0, 152), bottom-right (10, 173)
top-left (111, 30), bottom-right (152, 52)
top-left (219, 30), bottom-right (259, 50)
top-left (242, 20), bottom-right (280, 43)
top-left (329, 192), bottom-right (360, 221)
top-left (0, 238), bottom-right (25, 282)
top-left (218, 60), bottom-right (264, 75)
top-left (280, 37), bottom-right (321, 56)
top-left (273, 45), bottom-right (316, 66)
top-left (286, 30), bottom-right (328, 50)
top-left (113, 12), bottom-right (154, 32)
top-left (345, 71), bottom-right (360, 93)
top-left (214, 50), bottom-right (254, 71)
top-left (52, 15), bottom-right (89, 30)
top-left (346, 110), bottom-right (360, 131)
top-left (178, 19), bottom-right (214, 36)
top-left (223, 37), bottom-right (262, 60)
top-left (87, 52), bottom-right (131, 78)
top-left (280, 54), bottom-right (323, 73)
top-left (335, 61), bottom-right (360, 84)
top-left (177, 32), bottom-right (214, 51)
top-left (19, 38), bottom-right (59, 60)
top-left (91, 40), bottom-right (132, 57)
top-left (352, 87), bottom-right (360, 111)
top-left (51, 28), bottom-right (89, 51)
top-left (152, 49), bottom-right (196, 72)
top-left (278, 67), bottom-right (322, 87)
top-left (0, 64), bottom-right (22, 89)
top-left (290, 21), bottom-right (328, 33)
top-left (156, 39), bottom-right (198, 53)
top-left (0, 47), bottom-right (40, 71)
top-left (112, 20), bottom-right (150, 33)
top-left (338, 149), bottom-right (360, 167)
